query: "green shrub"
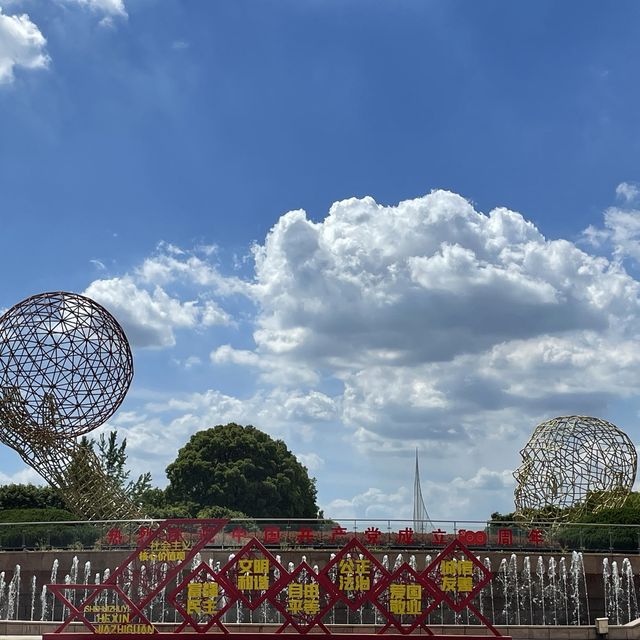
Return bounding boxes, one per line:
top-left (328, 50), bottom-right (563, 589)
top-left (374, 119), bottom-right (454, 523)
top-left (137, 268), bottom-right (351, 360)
top-left (0, 508), bottom-right (100, 549)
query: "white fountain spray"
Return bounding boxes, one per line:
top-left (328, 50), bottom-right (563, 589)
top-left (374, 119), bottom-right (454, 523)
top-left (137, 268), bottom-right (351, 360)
top-left (522, 557), bottom-right (533, 624)
top-left (535, 556), bottom-right (545, 625)
top-left (483, 558), bottom-right (495, 625)
top-left (7, 565), bottom-right (21, 620)
top-left (49, 559), bottom-right (58, 621)
top-left (83, 561), bottom-right (91, 601)
top-left (101, 569), bottom-right (110, 607)
top-left (611, 560), bottom-right (621, 625)
top-left (548, 557), bottom-right (558, 625)
top-left (559, 557), bottom-right (569, 623)
top-left (569, 551), bottom-right (588, 625)
top-left (61, 575), bottom-right (70, 621)
top-left (69, 557), bottom-right (79, 606)
top-left (603, 558), bottom-right (612, 621)
top-left (622, 558), bottom-right (638, 623)
top-left (498, 558), bottom-right (509, 624)
top-left (39, 585), bottom-right (48, 622)
top-left (0, 571), bottom-right (6, 619)
top-left (508, 554), bottom-right (521, 625)
top-left (29, 575), bottom-right (36, 621)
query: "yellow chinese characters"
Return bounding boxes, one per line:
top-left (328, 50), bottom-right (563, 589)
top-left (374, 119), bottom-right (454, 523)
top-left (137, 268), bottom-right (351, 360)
top-left (287, 582), bottom-right (320, 615)
top-left (186, 581), bottom-right (219, 615)
top-left (139, 539), bottom-right (189, 562)
top-left (338, 558), bottom-right (371, 592)
top-left (439, 559), bottom-right (473, 593)
top-left (237, 558), bottom-right (270, 591)
top-left (388, 583), bottom-right (422, 615)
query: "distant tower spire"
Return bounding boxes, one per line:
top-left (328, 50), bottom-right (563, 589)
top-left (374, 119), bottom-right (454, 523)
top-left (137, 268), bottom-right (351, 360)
top-left (413, 449), bottom-right (435, 533)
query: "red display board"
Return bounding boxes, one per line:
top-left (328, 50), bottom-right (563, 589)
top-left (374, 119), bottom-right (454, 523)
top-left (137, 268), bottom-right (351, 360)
top-left (44, 519), bottom-right (508, 639)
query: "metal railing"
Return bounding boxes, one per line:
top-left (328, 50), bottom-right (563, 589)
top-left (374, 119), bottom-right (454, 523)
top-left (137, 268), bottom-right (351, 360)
top-left (0, 518), bottom-right (638, 553)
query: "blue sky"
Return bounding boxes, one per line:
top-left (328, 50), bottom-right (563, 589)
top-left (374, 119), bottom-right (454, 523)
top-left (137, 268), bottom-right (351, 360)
top-left (2, 0), bottom-right (640, 521)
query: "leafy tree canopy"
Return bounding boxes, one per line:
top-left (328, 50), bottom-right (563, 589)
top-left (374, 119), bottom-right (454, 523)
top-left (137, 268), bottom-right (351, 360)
top-left (0, 484), bottom-right (66, 511)
top-left (79, 430), bottom-right (152, 503)
top-left (0, 507), bottom-right (76, 523)
top-left (165, 423), bottom-right (319, 518)
top-left (0, 508), bottom-right (99, 549)
top-left (491, 490), bottom-right (640, 525)
top-left (491, 491), bottom-right (640, 551)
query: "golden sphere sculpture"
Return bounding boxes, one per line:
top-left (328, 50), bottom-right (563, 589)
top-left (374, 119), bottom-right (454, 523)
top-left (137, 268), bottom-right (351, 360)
top-left (0, 291), bottom-right (142, 520)
top-left (514, 415), bottom-right (637, 520)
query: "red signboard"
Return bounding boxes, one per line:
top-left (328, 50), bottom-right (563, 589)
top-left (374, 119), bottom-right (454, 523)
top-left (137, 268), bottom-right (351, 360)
top-left (44, 519), bottom-right (507, 639)
top-left (320, 537), bottom-right (390, 612)
top-left (424, 538), bottom-right (499, 637)
top-left (168, 561), bottom-right (235, 633)
top-left (269, 561), bottom-right (336, 634)
top-left (219, 537), bottom-right (287, 610)
top-left (372, 563), bottom-right (441, 635)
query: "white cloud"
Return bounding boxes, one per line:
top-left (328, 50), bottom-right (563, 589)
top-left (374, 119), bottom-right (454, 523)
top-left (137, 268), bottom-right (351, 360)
top-left (90, 259), bottom-right (107, 271)
top-left (63, 0), bottom-right (127, 17)
top-left (583, 184), bottom-right (640, 260)
top-left (451, 466), bottom-right (514, 491)
top-left (0, 466), bottom-right (44, 485)
top-left (324, 468), bottom-right (514, 522)
top-left (422, 468), bottom-right (515, 521)
top-left (295, 452), bottom-right (324, 473)
top-left (250, 191), bottom-right (633, 370)
top-left (0, 8), bottom-right (49, 84)
top-left (236, 191), bottom-right (640, 453)
top-left (601, 208), bottom-right (640, 261)
top-left (82, 243), bottom-right (237, 349)
top-left (182, 355), bottom-right (202, 370)
top-left (211, 344), bottom-right (319, 386)
top-left (323, 486), bottom-right (411, 520)
top-left (84, 275), bottom-right (231, 348)
top-left (135, 242), bottom-right (248, 296)
top-left (616, 182), bottom-right (640, 204)
top-left (144, 387), bottom-right (338, 431)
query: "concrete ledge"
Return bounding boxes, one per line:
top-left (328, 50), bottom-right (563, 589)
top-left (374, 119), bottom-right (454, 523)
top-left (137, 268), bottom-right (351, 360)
top-left (2, 621), bottom-right (640, 639)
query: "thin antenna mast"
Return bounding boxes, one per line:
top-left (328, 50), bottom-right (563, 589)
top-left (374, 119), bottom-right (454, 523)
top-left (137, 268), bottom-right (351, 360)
top-left (413, 449), bottom-right (435, 533)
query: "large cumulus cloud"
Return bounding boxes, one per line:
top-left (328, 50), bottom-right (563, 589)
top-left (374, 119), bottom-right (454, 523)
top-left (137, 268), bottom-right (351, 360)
top-left (250, 191), bottom-right (638, 370)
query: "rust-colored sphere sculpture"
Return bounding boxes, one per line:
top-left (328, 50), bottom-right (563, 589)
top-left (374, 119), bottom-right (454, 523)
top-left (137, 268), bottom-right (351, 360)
top-left (514, 415), bottom-right (637, 520)
top-left (0, 291), bottom-right (141, 520)
top-left (0, 291), bottom-right (133, 437)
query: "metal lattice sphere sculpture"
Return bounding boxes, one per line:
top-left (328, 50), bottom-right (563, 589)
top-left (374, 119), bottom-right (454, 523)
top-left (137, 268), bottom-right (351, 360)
top-left (514, 415), bottom-right (637, 520)
top-left (0, 292), bottom-right (132, 437)
top-left (0, 292), bottom-right (141, 520)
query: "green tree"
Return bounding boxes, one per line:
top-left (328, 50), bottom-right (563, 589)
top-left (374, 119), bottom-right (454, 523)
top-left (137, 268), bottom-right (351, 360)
top-left (490, 491), bottom-right (640, 551)
top-left (96, 431), bottom-right (152, 500)
top-left (165, 423), bottom-right (319, 518)
top-left (79, 430), bottom-right (152, 502)
top-left (0, 483), bottom-right (66, 511)
top-left (0, 507), bottom-right (100, 549)
top-left (137, 487), bottom-right (195, 519)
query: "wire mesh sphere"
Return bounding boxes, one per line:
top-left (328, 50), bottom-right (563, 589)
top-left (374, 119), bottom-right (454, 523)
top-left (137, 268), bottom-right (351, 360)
top-left (513, 415), bottom-right (637, 519)
top-left (0, 291), bottom-right (133, 437)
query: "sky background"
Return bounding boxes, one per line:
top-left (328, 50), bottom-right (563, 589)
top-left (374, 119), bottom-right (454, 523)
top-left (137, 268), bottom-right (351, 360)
top-left (2, 0), bottom-right (640, 522)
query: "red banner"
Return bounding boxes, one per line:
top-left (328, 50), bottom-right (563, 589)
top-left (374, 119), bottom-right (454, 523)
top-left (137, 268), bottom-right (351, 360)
top-left (45, 519), bottom-right (506, 638)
